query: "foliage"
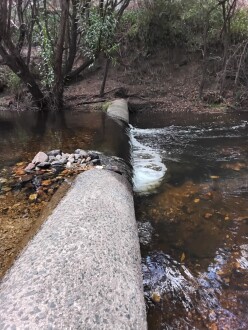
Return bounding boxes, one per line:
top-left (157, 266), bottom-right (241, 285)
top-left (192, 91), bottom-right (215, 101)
top-left (121, 0), bottom-right (248, 51)
top-left (34, 25), bottom-right (55, 88)
top-left (6, 71), bottom-right (22, 94)
top-left (231, 8), bottom-right (248, 41)
top-left (79, 9), bottom-right (118, 60)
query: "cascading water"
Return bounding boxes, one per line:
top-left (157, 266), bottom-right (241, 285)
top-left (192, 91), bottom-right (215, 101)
top-left (129, 125), bottom-right (167, 194)
top-left (130, 112), bottom-right (248, 329)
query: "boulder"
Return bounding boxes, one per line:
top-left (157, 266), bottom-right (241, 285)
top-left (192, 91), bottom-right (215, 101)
top-left (32, 152), bottom-right (48, 164)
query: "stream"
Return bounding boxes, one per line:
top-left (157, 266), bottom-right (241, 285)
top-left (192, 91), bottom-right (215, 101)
top-left (130, 111), bottom-right (248, 329)
top-left (0, 109), bottom-right (248, 329)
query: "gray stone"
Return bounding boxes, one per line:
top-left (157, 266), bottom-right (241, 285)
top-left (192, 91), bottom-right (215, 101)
top-left (25, 163), bottom-right (35, 172)
top-left (48, 156), bottom-right (56, 162)
top-left (55, 155), bottom-right (62, 161)
top-left (91, 159), bottom-right (101, 166)
top-left (51, 161), bottom-right (64, 167)
top-left (61, 158), bottom-right (68, 165)
top-left (75, 149), bottom-right (88, 158)
top-left (47, 150), bottom-right (61, 157)
top-left (36, 162), bottom-right (51, 169)
top-left (32, 152), bottom-right (48, 164)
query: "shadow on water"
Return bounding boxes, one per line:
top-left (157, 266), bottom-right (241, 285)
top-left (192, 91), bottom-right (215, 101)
top-left (131, 111), bottom-right (248, 329)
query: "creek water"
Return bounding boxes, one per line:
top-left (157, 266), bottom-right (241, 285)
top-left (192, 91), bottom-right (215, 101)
top-left (130, 111), bottom-right (248, 329)
top-left (1, 109), bottom-right (248, 329)
top-left (0, 110), bottom-right (130, 168)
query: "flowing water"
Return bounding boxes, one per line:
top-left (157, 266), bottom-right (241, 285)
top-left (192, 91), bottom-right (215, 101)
top-left (130, 111), bottom-right (248, 330)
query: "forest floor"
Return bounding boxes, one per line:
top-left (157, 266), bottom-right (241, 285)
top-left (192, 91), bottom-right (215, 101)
top-left (64, 49), bottom-right (235, 115)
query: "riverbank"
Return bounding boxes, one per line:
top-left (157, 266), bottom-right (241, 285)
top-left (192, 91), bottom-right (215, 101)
top-left (0, 49), bottom-right (244, 114)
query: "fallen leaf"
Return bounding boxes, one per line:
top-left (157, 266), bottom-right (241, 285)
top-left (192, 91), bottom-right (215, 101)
top-left (210, 175), bottom-right (219, 179)
top-left (204, 213), bottom-right (212, 219)
top-left (194, 198), bottom-right (200, 203)
top-left (29, 193), bottom-right (37, 201)
top-left (41, 180), bottom-right (52, 186)
top-left (14, 169), bottom-right (26, 176)
top-left (181, 252), bottom-right (186, 262)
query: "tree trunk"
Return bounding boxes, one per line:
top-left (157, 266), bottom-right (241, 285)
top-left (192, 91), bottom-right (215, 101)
top-left (100, 58), bottom-right (110, 97)
top-left (52, 0), bottom-right (69, 110)
top-left (0, 40), bottom-right (45, 108)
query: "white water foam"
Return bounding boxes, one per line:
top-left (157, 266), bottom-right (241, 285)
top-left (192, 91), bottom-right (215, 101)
top-left (129, 125), bottom-right (167, 195)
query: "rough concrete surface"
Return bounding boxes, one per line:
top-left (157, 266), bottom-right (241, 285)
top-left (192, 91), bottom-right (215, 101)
top-left (107, 99), bottom-right (129, 123)
top-left (0, 169), bottom-right (147, 330)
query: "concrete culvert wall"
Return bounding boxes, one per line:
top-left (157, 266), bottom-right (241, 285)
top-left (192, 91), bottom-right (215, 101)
top-left (107, 99), bottom-right (129, 124)
top-left (0, 170), bottom-right (147, 329)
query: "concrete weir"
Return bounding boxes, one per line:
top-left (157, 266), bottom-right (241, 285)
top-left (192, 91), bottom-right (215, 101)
top-left (0, 100), bottom-right (147, 329)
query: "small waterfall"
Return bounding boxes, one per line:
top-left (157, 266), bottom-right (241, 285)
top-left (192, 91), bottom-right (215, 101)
top-left (129, 125), bottom-right (167, 195)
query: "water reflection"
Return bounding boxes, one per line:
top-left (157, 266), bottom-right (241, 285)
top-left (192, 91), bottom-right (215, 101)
top-left (0, 110), bottom-right (130, 168)
top-left (132, 112), bottom-right (248, 329)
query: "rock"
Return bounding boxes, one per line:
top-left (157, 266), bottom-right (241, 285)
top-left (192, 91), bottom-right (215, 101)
top-left (62, 153), bottom-right (70, 158)
top-left (61, 157), bottom-right (68, 164)
top-left (66, 161), bottom-right (72, 169)
top-left (20, 175), bottom-right (33, 183)
top-left (75, 149), bottom-right (88, 157)
top-left (55, 154), bottom-right (62, 161)
top-left (47, 150), bottom-right (61, 157)
top-left (36, 162), bottom-right (51, 169)
top-left (0, 178), bottom-right (8, 184)
top-left (51, 161), bottom-right (64, 167)
top-left (48, 156), bottom-right (56, 162)
top-left (91, 159), bottom-right (101, 166)
top-left (68, 157), bottom-right (75, 163)
top-left (32, 152), bottom-right (48, 164)
top-left (86, 157), bottom-right (91, 163)
top-left (89, 152), bottom-right (100, 160)
top-left (74, 154), bottom-right (80, 160)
